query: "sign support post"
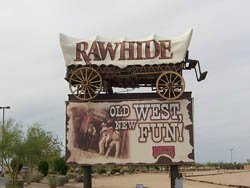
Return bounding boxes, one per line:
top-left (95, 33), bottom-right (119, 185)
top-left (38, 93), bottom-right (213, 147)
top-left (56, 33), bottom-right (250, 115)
top-left (170, 165), bottom-right (179, 188)
top-left (83, 166), bottom-right (92, 188)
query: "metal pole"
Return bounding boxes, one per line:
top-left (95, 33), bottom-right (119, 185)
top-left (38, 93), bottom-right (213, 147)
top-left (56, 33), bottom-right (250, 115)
top-left (1, 108), bottom-right (2, 175)
top-left (84, 166), bottom-right (92, 188)
top-left (2, 109), bottom-right (4, 129)
top-left (0, 106), bottom-right (10, 175)
top-left (170, 165), bottom-right (179, 188)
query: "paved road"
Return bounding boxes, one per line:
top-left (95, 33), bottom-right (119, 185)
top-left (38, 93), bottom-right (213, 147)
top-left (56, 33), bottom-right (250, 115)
top-left (0, 177), bottom-right (5, 186)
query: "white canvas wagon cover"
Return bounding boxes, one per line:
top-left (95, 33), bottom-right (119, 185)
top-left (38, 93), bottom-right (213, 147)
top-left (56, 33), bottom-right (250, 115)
top-left (60, 29), bottom-right (193, 68)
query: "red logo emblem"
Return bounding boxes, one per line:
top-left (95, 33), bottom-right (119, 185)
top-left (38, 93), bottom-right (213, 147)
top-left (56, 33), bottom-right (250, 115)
top-left (152, 146), bottom-right (175, 159)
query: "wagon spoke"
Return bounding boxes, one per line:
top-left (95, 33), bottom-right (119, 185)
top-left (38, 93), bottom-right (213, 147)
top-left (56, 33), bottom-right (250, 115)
top-left (75, 73), bottom-right (84, 81)
top-left (175, 79), bottom-right (182, 83)
top-left (161, 86), bottom-right (168, 91)
top-left (164, 75), bottom-right (170, 83)
top-left (163, 89), bottom-right (168, 96)
top-left (71, 79), bottom-right (82, 84)
top-left (168, 89), bottom-right (171, 98)
top-left (171, 90), bottom-right (176, 97)
top-left (80, 69), bottom-right (85, 80)
top-left (90, 80), bottom-right (101, 84)
top-left (83, 88), bottom-right (86, 99)
top-left (88, 69), bottom-right (94, 80)
top-left (85, 69), bottom-right (88, 79)
top-left (160, 79), bottom-right (168, 85)
top-left (158, 83), bottom-right (167, 86)
top-left (175, 85), bottom-right (183, 88)
top-left (160, 85), bottom-right (168, 90)
top-left (79, 86), bottom-right (85, 94)
top-left (72, 84), bottom-right (81, 94)
top-left (72, 83), bottom-right (81, 88)
top-left (172, 75), bottom-right (178, 83)
top-left (88, 86), bottom-right (96, 93)
top-left (89, 84), bottom-right (99, 89)
top-left (89, 74), bottom-right (98, 81)
top-left (87, 87), bottom-right (92, 98)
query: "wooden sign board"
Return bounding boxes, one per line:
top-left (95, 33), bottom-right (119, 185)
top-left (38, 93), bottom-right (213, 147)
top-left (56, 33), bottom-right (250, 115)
top-left (66, 93), bottom-right (194, 165)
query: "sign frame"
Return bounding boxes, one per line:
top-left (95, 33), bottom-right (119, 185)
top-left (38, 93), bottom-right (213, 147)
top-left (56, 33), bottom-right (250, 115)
top-left (66, 93), bottom-right (194, 166)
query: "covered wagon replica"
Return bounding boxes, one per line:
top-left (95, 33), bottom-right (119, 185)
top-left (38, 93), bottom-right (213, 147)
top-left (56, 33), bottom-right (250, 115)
top-left (60, 29), bottom-right (207, 101)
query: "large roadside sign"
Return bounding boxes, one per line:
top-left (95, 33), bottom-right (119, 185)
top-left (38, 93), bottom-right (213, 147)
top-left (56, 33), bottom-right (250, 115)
top-left (65, 96), bottom-right (194, 165)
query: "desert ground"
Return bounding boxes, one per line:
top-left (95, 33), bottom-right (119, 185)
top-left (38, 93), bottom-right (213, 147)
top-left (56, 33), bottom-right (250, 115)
top-left (1, 170), bottom-right (250, 188)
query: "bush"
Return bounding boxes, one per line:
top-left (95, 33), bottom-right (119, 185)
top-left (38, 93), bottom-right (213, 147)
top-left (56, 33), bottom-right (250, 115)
top-left (139, 168), bottom-right (148, 173)
top-left (111, 167), bottom-right (121, 174)
top-left (74, 175), bottom-right (84, 182)
top-left (96, 167), bottom-right (106, 174)
top-left (128, 166), bottom-right (136, 174)
top-left (48, 175), bottom-right (57, 188)
top-left (67, 173), bottom-right (77, 179)
top-left (30, 172), bottom-right (43, 183)
top-left (121, 166), bottom-right (130, 173)
top-left (38, 161), bottom-right (49, 176)
top-left (57, 175), bottom-right (68, 187)
top-left (54, 157), bottom-right (68, 175)
top-left (154, 166), bottom-right (160, 171)
top-left (5, 179), bottom-right (24, 188)
top-left (56, 176), bottom-right (64, 187)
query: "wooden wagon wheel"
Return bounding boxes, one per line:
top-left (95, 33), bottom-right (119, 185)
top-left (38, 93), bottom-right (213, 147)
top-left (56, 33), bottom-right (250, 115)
top-left (156, 71), bottom-right (185, 100)
top-left (69, 67), bottom-right (102, 101)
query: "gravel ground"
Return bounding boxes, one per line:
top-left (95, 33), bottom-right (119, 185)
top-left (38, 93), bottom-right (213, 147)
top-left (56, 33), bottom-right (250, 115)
top-left (0, 172), bottom-right (231, 188)
top-left (186, 171), bottom-right (250, 187)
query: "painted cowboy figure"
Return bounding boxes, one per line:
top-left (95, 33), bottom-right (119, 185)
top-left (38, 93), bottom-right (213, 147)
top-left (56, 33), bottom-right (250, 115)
top-left (105, 127), bottom-right (121, 158)
top-left (98, 122), bottom-right (109, 155)
top-left (85, 122), bottom-right (97, 150)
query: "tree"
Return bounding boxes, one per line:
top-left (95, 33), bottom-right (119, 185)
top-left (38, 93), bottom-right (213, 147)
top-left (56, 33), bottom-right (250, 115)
top-left (0, 120), bottom-right (63, 184)
top-left (22, 123), bottom-right (62, 180)
top-left (0, 119), bottom-right (24, 182)
top-left (246, 158), bottom-right (250, 164)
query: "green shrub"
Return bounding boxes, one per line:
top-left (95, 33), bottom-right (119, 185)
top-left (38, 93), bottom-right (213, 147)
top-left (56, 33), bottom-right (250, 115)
top-left (54, 157), bottom-right (68, 175)
top-left (48, 175), bottom-right (57, 188)
top-left (5, 179), bottom-right (24, 188)
top-left (67, 173), bottom-right (77, 179)
top-left (154, 166), bottom-right (160, 171)
top-left (38, 161), bottom-right (49, 176)
top-left (128, 166), bottom-right (136, 174)
top-left (31, 172), bottom-right (43, 183)
top-left (56, 175), bottom-right (68, 187)
top-left (96, 167), bottom-right (106, 174)
top-left (111, 167), bottom-right (121, 174)
top-left (139, 168), bottom-right (148, 173)
top-left (56, 176), bottom-right (64, 187)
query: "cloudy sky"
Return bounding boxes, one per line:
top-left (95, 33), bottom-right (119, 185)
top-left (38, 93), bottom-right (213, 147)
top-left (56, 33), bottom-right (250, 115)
top-left (0, 0), bottom-right (250, 163)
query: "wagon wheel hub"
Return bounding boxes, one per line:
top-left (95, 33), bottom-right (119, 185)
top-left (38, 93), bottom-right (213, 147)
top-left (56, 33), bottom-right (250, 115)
top-left (82, 80), bottom-right (89, 87)
top-left (168, 82), bottom-right (173, 90)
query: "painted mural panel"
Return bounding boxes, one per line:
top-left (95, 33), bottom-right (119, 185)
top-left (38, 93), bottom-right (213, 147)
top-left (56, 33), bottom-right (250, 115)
top-left (65, 98), bottom-right (194, 165)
